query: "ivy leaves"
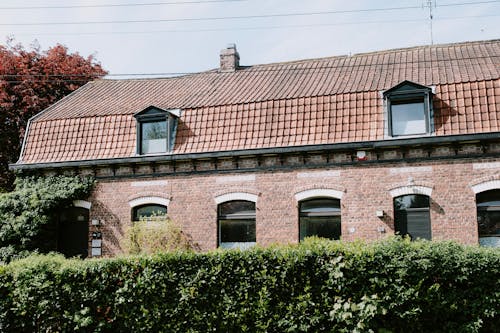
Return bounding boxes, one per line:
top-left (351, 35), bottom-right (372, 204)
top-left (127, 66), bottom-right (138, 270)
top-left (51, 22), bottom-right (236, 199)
top-left (0, 176), bottom-right (94, 262)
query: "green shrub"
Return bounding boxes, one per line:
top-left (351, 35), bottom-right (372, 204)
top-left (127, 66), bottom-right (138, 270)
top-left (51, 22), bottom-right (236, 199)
top-left (121, 218), bottom-right (196, 254)
top-left (0, 238), bottom-right (498, 332)
top-left (0, 175), bottom-right (95, 263)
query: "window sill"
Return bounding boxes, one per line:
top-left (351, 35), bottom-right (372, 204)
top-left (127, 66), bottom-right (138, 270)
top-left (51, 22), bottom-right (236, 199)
top-left (479, 236), bottom-right (500, 248)
top-left (219, 242), bottom-right (256, 250)
top-left (384, 132), bottom-right (435, 140)
top-left (135, 151), bottom-right (173, 157)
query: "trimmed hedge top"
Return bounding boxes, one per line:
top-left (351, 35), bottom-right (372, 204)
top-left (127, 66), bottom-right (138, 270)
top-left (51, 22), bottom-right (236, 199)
top-left (0, 238), bottom-right (498, 332)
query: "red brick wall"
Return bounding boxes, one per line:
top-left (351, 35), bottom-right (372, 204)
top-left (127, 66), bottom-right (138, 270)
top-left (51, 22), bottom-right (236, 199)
top-left (88, 157), bottom-right (500, 256)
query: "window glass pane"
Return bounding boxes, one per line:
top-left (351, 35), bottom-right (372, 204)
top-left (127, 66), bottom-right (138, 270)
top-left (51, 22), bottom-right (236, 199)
top-left (133, 204), bottom-right (167, 221)
top-left (394, 195), bottom-right (429, 210)
top-left (476, 190), bottom-right (500, 247)
top-left (394, 195), bottom-right (431, 240)
top-left (141, 120), bottom-right (167, 154)
top-left (391, 100), bottom-right (426, 136)
top-left (300, 216), bottom-right (341, 240)
top-left (477, 190), bottom-right (500, 207)
top-left (300, 198), bottom-right (340, 215)
top-left (220, 219), bottom-right (256, 243)
top-left (218, 200), bottom-right (256, 249)
top-left (299, 198), bottom-right (341, 240)
top-left (219, 200), bottom-right (256, 217)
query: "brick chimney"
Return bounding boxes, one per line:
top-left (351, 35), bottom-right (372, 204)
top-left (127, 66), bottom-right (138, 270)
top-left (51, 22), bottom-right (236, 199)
top-left (220, 43), bottom-right (240, 72)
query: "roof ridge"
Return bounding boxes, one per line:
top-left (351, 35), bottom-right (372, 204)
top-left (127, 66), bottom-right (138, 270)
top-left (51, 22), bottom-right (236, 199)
top-left (246, 38), bottom-right (500, 69)
top-left (96, 38), bottom-right (500, 82)
top-left (99, 69), bottom-right (218, 82)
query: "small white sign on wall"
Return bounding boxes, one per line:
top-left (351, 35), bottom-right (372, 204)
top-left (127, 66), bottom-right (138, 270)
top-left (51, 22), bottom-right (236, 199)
top-left (91, 247), bottom-right (102, 256)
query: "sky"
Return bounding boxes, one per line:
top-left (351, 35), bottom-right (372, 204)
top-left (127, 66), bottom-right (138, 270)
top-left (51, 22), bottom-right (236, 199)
top-left (0, 0), bottom-right (499, 78)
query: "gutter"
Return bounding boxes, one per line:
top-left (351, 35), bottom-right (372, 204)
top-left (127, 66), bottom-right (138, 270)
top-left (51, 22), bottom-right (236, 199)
top-left (9, 131), bottom-right (500, 171)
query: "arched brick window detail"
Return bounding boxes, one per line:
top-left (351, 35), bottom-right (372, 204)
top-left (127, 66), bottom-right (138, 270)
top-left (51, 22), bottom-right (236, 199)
top-left (128, 196), bottom-right (170, 221)
top-left (294, 188), bottom-right (344, 201)
top-left (214, 192), bottom-right (258, 205)
top-left (389, 185), bottom-right (433, 198)
top-left (471, 180), bottom-right (500, 194)
top-left (73, 200), bottom-right (91, 210)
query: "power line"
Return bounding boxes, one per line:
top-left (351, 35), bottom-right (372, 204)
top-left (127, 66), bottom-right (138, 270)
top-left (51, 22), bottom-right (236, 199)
top-left (0, 0), bottom-right (245, 10)
top-left (437, 0), bottom-right (499, 6)
top-left (0, 6), bottom-right (421, 26)
top-left (5, 13), bottom-right (500, 37)
top-left (0, 1), bottom-right (498, 26)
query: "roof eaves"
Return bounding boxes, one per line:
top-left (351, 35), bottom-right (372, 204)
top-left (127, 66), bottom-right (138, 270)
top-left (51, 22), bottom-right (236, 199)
top-left (10, 131), bottom-right (500, 171)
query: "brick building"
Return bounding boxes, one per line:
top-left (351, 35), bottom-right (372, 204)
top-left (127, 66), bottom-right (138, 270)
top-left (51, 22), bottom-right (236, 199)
top-left (11, 40), bottom-right (500, 257)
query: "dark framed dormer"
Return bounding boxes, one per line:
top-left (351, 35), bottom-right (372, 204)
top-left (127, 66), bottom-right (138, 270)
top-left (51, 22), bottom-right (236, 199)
top-left (383, 81), bottom-right (434, 138)
top-left (134, 106), bottom-right (180, 155)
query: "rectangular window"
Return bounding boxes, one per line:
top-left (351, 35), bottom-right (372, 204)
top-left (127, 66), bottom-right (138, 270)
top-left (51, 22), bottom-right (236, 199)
top-left (391, 99), bottom-right (427, 136)
top-left (141, 120), bottom-right (167, 154)
top-left (220, 219), bottom-right (256, 243)
top-left (383, 81), bottom-right (433, 138)
top-left (299, 216), bottom-right (341, 241)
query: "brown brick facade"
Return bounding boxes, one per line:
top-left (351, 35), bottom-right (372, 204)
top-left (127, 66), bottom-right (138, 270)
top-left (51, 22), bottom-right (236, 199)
top-left (11, 40), bottom-right (500, 257)
top-left (86, 156), bottom-right (500, 257)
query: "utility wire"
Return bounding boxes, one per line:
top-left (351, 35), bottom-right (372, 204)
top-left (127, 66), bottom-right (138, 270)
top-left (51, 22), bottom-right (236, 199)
top-left (0, 0), bottom-right (245, 10)
top-left (0, 1), bottom-right (498, 26)
top-left (0, 6), bottom-right (422, 26)
top-left (5, 13), bottom-right (499, 37)
top-left (0, 0), bottom-right (494, 10)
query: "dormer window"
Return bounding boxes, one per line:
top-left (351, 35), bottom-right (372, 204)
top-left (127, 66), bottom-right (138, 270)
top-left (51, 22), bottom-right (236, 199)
top-left (383, 81), bottom-right (433, 137)
top-left (134, 106), bottom-right (180, 155)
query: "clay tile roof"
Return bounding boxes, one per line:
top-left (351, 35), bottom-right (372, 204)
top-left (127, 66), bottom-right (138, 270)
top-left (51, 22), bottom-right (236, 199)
top-left (18, 39), bottom-right (500, 164)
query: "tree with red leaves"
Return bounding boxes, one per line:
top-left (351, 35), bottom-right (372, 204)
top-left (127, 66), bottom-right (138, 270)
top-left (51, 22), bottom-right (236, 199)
top-left (0, 40), bottom-right (107, 191)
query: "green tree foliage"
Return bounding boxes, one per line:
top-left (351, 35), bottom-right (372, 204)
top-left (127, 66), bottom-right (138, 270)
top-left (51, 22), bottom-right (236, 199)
top-left (0, 40), bottom-right (107, 191)
top-left (0, 238), bottom-right (498, 332)
top-left (0, 176), bottom-right (94, 262)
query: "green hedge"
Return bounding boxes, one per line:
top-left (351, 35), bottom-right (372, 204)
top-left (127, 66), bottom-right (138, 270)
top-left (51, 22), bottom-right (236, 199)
top-left (0, 238), bottom-right (498, 332)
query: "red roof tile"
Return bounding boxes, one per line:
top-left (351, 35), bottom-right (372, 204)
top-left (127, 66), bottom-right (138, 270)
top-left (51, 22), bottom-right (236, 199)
top-left (18, 39), bottom-right (500, 164)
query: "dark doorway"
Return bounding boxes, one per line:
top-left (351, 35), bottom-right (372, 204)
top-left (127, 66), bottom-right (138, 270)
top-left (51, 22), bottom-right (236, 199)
top-left (58, 207), bottom-right (89, 258)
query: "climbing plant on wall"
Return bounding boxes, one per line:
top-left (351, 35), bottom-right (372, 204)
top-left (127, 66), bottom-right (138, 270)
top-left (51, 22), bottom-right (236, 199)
top-left (0, 175), bottom-right (94, 262)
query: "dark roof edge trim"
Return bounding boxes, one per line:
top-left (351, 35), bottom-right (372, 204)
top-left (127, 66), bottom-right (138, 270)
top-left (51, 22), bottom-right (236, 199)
top-left (10, 132), bottom-right (500, 171)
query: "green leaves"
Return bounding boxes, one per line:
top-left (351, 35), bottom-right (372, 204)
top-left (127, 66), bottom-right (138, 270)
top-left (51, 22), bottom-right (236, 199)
top-left (0, 175), bottom-right (95, 262)
top-left (0, 238), bottom-right (498, 332)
